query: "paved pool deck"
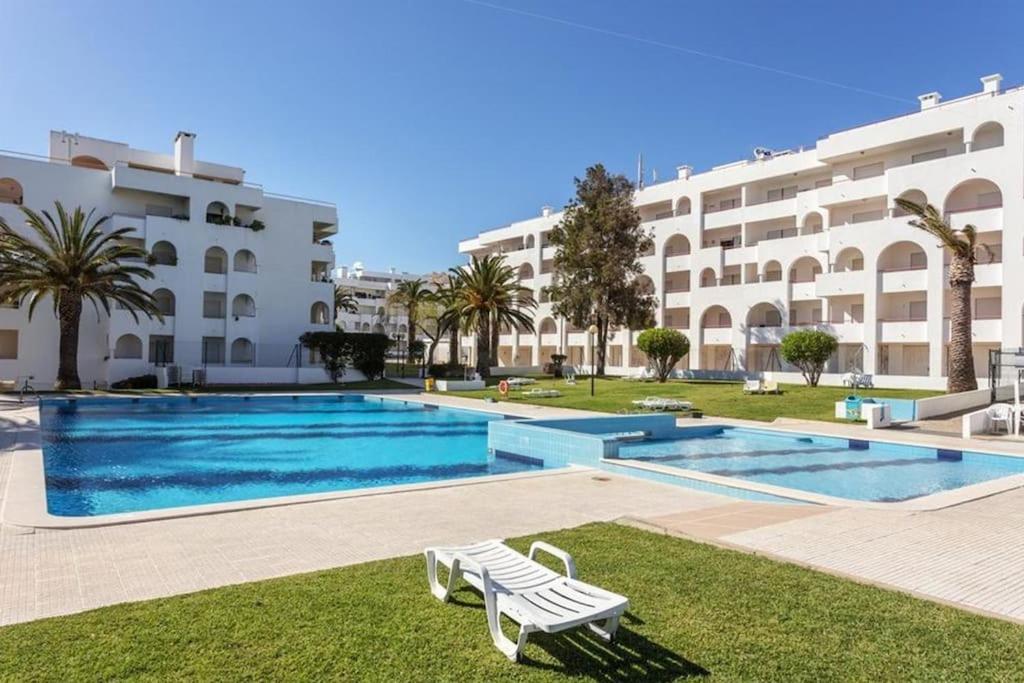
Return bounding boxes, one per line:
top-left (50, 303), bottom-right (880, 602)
top-left (3, 391), bottom-right (1024, 627)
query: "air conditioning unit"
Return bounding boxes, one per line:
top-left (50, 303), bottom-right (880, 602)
top-left (191, 368), bottom-right (207, 387)
top-left (166, 365), bottom-right (182, 387)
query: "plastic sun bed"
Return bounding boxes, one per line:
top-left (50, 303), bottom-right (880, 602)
top-left (425, 539), bottom-right (629, 661)
top-left (521, 388), bottom-right (561, 398)
top-left (505, 377), bottom-right (537, 387)
top-left (631, 396), bottom-right (692, 411)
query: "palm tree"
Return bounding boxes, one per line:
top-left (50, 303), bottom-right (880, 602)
top-left (449, 255), bottom-right (535, 377)
top-left (433, 274), bottom-right (464, 367)
top-left (387, 278), bottom-right (432, 343)
top-left (334, 285), bottom-right (358, 315)
top-left (895, 198), bottom-right (991, 393)
top-left (0, 203), bottom-right (162, 390)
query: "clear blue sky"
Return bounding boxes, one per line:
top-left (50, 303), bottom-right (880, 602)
top-left (2, 0), bottom-right (1021, 273)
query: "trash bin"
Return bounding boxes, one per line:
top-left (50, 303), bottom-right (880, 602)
top-left (844, 395), bottom-right (863, 420)
top-left (424, 377), bottom-right (435, 392)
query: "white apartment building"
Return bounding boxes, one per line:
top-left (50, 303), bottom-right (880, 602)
top-left (0, 131), bottom-right (338, 388)
top-left (458, 73), bottom-right (1020, 390)
top-left (335, 262), bottom-right (451, 361)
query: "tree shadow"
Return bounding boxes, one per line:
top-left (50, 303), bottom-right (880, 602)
top-left (447, 589), bottom-right (708, 680)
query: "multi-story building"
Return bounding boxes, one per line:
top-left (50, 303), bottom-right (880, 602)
top-left (334, 262), bottom-right (451, 362)
top-left (458, 73), bottom-right (1019, 389)
top-left (0, 130), bottom-right (338, 388)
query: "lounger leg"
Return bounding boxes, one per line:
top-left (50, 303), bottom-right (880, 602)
top-left (425, 550), bottom-right (461, 602)
top-left (587, 615), bottom-right (620, 642)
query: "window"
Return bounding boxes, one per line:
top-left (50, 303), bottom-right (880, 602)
top-left (232, 294), bottom-right (256, 318)
top-left (909, 252), bottom-right (927, 269)
top-left (203, 292), bottom-right (226, 319)
top-left (153, 289), bottom-right (175, 316)
top-left (852, 162), bottom-right (883, 180)
top-left (766, 185), bottom-right (797, 202)
top-left (234, 250), bottom-right (257, 273)
top-left (231, 338), bottom-right (253, 364)
top-left (975, 297), bottom-right (1001, 319)
top-left (0, 330), bottom-right (17, 359)
top-left (202, 337), bottom-right (226, 365)
top-left (310, 301), bottom-right (330, 325)
top-left (977, 191), bottom-right (1002, 209)
top-left (851, 304), bottom-right (864, 322)
top-left (204, 247), bottom-right (228, 274)
top-left (151, 241), bottom-right (177, 266)
top-left (911, 149), bottom-right (946, 164)
top-left (852, 209), bottom-right (884, 224)
top-left (814, 178), bottom-right (832, 189)
top-left (0, 178), bottom-right (24, 205)
top-left (113, 334), bottom-right (143, 359)
top-left (765, 309), bottom-right (782, 326)
top-left (909, 301), bottom-right (927, 320)
top-left (145, 204), bottom-right (173, 217)
top-left (149, 335), bottom-right (174, 364)
top-left (851, 257), bottom-right (864, 270)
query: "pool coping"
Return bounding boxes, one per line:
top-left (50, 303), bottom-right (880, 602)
top-left (0, 394), bottom-right (585, 529)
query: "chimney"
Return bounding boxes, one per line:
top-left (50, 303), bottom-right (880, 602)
top-left (980, 73), bottom-right (1003, 94)
top-left (541, 205), bottom-right (553, 217)
top-left (174, 131), bottom-right (195, 176)
top-left (917, 92), bottom-right (941, 111)
top-left (676, 165), bottom-right (692, 180)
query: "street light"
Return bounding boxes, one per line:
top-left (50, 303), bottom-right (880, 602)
top-left (587, 324), bottom-right (599, 396)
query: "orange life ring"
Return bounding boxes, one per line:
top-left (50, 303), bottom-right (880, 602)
top-left (498, 380), bottom-right (510, 397)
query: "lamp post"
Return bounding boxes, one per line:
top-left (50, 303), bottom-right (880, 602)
top-left (587, 324), bottom-right (599, 396)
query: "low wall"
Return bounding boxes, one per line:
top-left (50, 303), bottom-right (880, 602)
top-left (962, 406), bottom-right (993, 438)
top-left (490, 365), bottom-right (544, 376)
top-left (916, 381), bottom-right (1024, 420)
top-left (164, 366), bottom-right (367, 386)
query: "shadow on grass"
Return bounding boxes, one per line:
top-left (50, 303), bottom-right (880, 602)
top-left (448, 589), bottom-right (708, 680)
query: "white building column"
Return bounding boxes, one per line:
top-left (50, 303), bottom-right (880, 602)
top-left (927, 261), bottom-right (945, 378)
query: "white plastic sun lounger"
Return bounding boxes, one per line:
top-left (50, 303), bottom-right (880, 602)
top-left (425, 539), bottom-right (628, 661)
top-left (522, 388), bottom-right (561, 398)
top-left (631, 396), bottom-right (692, 411)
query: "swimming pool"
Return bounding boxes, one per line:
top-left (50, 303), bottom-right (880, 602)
top-left (618, 425), bottom-right (1024, 503)
top-left (39, 395), bottom-right (544, 516)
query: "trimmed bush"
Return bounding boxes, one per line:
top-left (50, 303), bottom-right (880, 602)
top-left (780, 329), bottom-right (838, 387)
top-left (299, 331), bottom-right (393, 382)
top-left (636, 328), bottom-right (690, 383)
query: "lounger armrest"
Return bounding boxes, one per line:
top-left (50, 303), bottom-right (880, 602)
top-left (528, 542), bottom-right (577, 579)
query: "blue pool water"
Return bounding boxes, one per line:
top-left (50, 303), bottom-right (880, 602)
top-left (618, 426), bottom-right (1024, 502)
top-left (40, 396), bottom-right (543, 516)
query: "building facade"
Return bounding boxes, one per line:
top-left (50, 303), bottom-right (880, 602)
top-left (0, 131), bottom-right (338, 388)
top-left (334, 262), bottom-right (451, 362)
top-left (458, 74), bottom-right (1020, 389)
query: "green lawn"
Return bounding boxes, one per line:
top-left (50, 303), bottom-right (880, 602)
top-left (1, 523), bottom-right (1021, 681)
top-left (448, 377), bottom-right (938, 422)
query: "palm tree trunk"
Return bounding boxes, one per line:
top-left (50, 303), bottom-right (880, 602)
top-left (447, 326), bottom-right (459, 367)
top-left (476, 317), bottom-right (491, 378)
top-left (947, 256), bottom-right (978, 393)
top-left (489, 313), bottom-right (500, 373)
top-left (56, 296), bottom-right (83, 390)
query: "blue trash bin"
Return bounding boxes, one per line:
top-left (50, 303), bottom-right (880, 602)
top-left (845, 395), bottom-right (863, 420)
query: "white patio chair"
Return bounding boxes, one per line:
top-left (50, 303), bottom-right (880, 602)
top-left (425, 539), bottom-right (628, 661)
top-left (987, 403), bottom-right (1012, 434)
top-left (743, 379), bottom-right (763, 394)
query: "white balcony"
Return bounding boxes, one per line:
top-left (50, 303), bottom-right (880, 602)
top-left (948, 206), bottom-right (1002, 232)
top-left (816, 270), bottom-right (866, 297)
top-left (541, 245), bottom-right (557, 260)
top-left (748, 326), bottom-right (785, 344)
top-left (816, 174), bottom-right (887, 207)
top-left (879, 268), bottom-right (927, 293)
top-left (702, 205), bottom-right (743, 230)
top-left (743, 197), bottom-right (797, 224)
top-left (879, 320), bottom-right (928, 343)
top-left (664, 254), bottom-right (691, 271)
top-left (943, 317), bottom-right (1002, 342)
top-left (112, 164), bottom-right (264, 208)
top-left (540, 333), bottom-right (560, 346)
top-left (790, 281), bottom-right (818, 301)
top-left (665, 291), bottom-right (691, 308)
top-left (722, 245), bottom-right (756, 267)
top-left (110, 213), bottom-right (147, 237)
top-left (819, 321), bottom-right (864, 343)
top-left (702, 327), bottom-right (732, 345)
top-left (972, 262), bottom-right (1002, 287)
top-left (203, 272), bottom-right (228, 292)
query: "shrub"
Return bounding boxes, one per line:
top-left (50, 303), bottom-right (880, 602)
top-left (636, 328), bottom-right (690, 383)
top-left (249, 219), bottom-right (266, 232)
top-left (780, 329), bottom-right (838, 387)
top-left (427, 363), bottom-right (469, 379)
top-left (111, 374), bottom-right (158, 390)
top-left (300, 331), bottom-right (392, 382)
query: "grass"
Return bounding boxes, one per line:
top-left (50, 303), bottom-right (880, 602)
top-left (1, 523), bottom-right (1021, 681)
top-left (448, 376), bottom-right (938, 423)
